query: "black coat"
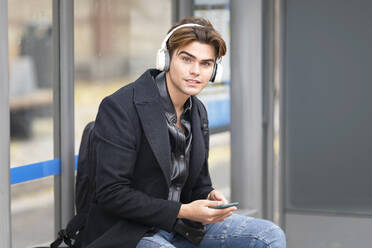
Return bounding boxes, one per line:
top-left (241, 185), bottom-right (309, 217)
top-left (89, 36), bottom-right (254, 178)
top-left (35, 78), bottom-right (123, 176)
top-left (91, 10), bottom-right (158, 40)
top-left (82, 69), bottom-right (214, 248)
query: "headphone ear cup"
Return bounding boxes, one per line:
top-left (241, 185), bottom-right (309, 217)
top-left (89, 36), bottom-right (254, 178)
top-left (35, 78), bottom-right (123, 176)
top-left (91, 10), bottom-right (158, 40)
top-left (214, 63), bottom-right (223, 82)
top-left (210, 63), bottom-right (217, 82)
top-left (156, 49), bottom-right (165, 71)
top-left (156, 49), bottom-right (170, 71)
top-left (163, 50), bottom-right (170, 71)
top-left (210, 63), bottom-right (223, 82)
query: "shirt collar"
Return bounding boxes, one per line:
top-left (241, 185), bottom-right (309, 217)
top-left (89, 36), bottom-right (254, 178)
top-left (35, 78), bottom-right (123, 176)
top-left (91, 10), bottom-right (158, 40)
top-left (183, 95), bottom-right (192, 114)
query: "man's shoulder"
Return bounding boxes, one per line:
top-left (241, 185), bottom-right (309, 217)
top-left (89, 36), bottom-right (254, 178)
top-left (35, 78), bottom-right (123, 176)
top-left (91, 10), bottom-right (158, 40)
top-left (191, 96), bottom-right (207, 114)
top-left (192, 95), bottom-right (203, 106)
top-left (108, 82), bottom-right (135, 103)
top-left (105, 69), bottom-right (160, 106)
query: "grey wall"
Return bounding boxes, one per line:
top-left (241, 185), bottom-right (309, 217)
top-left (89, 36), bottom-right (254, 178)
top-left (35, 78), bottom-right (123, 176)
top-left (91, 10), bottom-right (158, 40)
top-left (284, 0), bottom-right (372, 215)
top-left (283, 0), bottom-right (372, 246)
top-left (286, 213), bottom-right (372, 248)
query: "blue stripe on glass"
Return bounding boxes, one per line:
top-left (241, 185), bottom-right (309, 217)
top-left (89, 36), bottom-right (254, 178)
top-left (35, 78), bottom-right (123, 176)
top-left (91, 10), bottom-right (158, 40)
top-left (11, 158), bottom-right (61, 185)
top-left (10, 155), bottom-right (79, 185)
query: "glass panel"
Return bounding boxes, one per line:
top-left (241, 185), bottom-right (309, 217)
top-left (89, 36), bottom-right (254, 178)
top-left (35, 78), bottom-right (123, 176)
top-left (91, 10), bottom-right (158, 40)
top-left (9, 0), bottom-right (54, 247)
top-left (194, 0), bottom-right (231, 199)
top-left (74, 0), bottom-right (171, 151)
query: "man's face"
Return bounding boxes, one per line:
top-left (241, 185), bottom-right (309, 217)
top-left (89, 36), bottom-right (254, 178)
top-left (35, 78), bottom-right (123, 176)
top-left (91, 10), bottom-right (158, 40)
top-left (166, 41), bottom-right (216, 99)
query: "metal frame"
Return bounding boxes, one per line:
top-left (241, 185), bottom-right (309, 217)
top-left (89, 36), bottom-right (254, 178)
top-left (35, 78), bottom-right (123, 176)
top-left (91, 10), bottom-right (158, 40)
top-left (0, 0), bottom-right (11, 246)
top-left (277, 0), bottom-right (286, 228)
top-left (53, 0), bottom-right (75, 234)
top-left (53, 0), bottom-right (61, 233)
top-left (230, 0), bottom-right (263, 217)
top-left (172, 0), bottom-right (194, 24)
top-left (262, 0), bottom-right (275, 221)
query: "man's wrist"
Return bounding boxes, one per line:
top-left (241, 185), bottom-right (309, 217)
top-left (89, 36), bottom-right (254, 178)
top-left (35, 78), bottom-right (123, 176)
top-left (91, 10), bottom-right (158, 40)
top-left (178, 204), bottom-right (188, 219)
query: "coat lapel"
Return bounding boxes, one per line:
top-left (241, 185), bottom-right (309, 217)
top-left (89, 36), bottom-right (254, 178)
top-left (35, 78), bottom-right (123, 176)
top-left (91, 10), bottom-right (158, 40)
top-left (133, 70), bottom-right (171, 186)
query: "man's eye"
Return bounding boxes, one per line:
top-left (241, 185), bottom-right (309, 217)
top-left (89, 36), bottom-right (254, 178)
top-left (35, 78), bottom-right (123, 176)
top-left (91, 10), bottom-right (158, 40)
top-left (183, 57), bottom-right (191, 62)
top-left (202, 62), bottom-right (211, 67)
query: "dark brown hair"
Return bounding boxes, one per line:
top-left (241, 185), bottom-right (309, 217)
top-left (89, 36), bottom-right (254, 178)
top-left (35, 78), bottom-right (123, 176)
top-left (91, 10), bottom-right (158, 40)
top-left (167, 17), bottom-right (226, 60)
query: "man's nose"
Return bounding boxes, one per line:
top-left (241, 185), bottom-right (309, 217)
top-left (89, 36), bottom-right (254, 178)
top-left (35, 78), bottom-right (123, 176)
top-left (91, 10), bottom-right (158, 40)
top-left (190, 62), bottom-right (200, 75)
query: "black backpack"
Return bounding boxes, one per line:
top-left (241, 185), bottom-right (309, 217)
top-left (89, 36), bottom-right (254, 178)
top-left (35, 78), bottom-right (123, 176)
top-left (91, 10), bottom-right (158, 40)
top-left (47, 121), bottom-right (96, 248)
top-left (47, 100), bottom-right (209, 248)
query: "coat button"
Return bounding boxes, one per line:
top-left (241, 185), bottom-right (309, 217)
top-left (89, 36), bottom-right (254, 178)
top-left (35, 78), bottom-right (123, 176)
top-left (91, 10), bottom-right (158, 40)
top-left (185, 232), bottom-right (189, 236)
top-left (180, 155), bottom-right (184, 159)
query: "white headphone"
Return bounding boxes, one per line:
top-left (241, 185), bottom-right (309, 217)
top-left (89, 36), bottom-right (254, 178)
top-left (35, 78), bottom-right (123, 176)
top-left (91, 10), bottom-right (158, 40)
top-left (156, 23), bottom-right (223, 83)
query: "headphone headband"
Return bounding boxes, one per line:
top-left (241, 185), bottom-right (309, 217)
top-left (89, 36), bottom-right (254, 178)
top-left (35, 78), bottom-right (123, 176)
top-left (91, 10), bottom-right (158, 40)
top-left (160, 23), bottom-right (203, 50)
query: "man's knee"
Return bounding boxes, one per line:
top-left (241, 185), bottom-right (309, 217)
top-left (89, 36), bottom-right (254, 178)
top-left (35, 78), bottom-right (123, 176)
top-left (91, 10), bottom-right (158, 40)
top-left (256, 219), bottom-right (286, 247)
top-left (231, 216), bottom-right (286, 247)
top-left (136, 237), bottom-right (175, 248)
top-left (136, 240), bottom-right (175, 248)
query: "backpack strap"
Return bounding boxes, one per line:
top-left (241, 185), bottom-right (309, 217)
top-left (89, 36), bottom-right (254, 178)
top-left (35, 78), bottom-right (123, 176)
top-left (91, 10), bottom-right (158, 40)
top-left (49, 213), bottom-right (86, 248)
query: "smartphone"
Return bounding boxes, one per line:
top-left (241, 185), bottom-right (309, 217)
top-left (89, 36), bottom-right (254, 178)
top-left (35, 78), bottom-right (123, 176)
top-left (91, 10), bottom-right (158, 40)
top-left (211, 202), bottom-right (239, 209)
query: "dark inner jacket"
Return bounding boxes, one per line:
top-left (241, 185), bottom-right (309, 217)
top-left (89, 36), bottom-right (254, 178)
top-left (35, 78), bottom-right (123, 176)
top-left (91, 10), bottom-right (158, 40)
top-left (82, 69), bottom-right (214, 248)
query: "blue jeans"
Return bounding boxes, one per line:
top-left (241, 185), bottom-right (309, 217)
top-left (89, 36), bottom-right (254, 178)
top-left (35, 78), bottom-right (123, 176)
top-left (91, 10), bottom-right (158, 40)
top-left (136, 214), bottom-right (286, 248)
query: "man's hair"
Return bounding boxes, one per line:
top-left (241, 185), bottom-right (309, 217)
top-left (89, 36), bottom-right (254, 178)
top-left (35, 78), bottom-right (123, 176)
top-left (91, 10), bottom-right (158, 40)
top-left (166, 17), bottom-right (226, 60)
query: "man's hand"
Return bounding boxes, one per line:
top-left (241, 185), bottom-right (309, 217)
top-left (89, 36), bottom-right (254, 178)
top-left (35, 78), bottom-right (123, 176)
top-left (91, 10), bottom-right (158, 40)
top-left (177, 199), bottom-right (237, 225)
top-left (207, 189), bottom-right (228, 204)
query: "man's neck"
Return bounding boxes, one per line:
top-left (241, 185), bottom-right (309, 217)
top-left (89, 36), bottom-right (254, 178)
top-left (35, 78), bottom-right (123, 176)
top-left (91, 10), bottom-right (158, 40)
top-left (165, 73), bottom-right (189, 113)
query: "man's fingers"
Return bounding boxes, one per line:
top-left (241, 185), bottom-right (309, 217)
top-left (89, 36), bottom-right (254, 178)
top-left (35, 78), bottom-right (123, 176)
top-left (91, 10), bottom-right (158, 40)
top-left (205, 200), bottom-right (224, 207)
top-left (209, 190), bottom-right (228, 204)
top-left (207, 212), bottom-right (234, 224)
top-left (227, 206), bottom-right (237, 212)
top-left (222, 211), bottom-right (234, 219)
top-left (209, 206), bottom-right (236, 218)
top-left (187, 199), bottom-right (237, 224)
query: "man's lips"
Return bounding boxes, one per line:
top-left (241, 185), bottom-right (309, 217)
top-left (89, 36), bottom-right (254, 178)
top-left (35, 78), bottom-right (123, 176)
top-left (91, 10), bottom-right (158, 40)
top-left (185, 79), bottom-right (201, 85)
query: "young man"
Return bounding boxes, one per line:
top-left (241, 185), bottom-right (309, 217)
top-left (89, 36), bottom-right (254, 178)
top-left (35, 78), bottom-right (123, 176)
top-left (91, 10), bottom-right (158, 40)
top-left (82, 17), bottom-right (286, 248)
